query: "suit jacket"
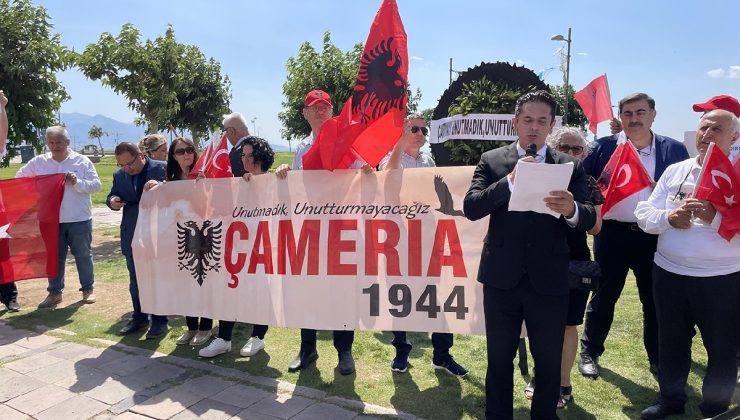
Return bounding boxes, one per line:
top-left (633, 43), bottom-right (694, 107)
top-left (106, 158), bottom-right (166, 256)
top-left (583, 133), bottom-right (689, 181)
top-left (463, 143), bottom-right (596, 296)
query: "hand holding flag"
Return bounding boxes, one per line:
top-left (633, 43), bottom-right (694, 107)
top-left (695, 142), bottom-right (740, 240)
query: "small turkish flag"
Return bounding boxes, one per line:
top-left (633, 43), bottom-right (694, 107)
top-left (189, 134), bottom-right (233, 179)
top-left (0, 174), bottom-right (65, 283)
top-left (599, 142), bottom-right (653, 216)
top-left (574, 74), bottom-right (613, 136)
top-left (695, 142), bottom-right (740, 240)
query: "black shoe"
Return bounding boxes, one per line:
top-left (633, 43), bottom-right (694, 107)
top-left (578, 354), bottom-right (600, 378)
top-left (146, 323), bottom-right (168, 339)
top-left (640, 403), bottom-right (684, 419)
top-left (119, 319), bottom-right (149, 335)
top-left (337, 351), bottom-right (355, 375)
top-left (5, 299), bottom-right (20, 312)
top-left (432, 356), bottom-right (469, 377)
top-left (288, 350), bottom-right (318, 372)
top-left (649, 362), bottom-right (659, 375)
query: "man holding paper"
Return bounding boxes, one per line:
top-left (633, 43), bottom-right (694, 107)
top-left (464, 90), bottom-right (596, 419)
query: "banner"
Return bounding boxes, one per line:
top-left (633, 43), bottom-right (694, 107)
top-left (430, 113), bottom-right (562, 144)
top-left (132, 167), bottom-right (488, 334)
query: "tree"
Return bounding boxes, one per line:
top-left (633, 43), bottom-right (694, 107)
top-left (551, 84), bottom-right (587, 131)
top-left (76, 24), bottom-right (230, 139)
top-left (0, 0), bottom-right (71, 161)
top-left (279, 31), bottom-right (420, 142)
top-left (87, 125), bottom-right (107, 156)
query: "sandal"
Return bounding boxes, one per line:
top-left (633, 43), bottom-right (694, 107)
top-left (524, 377), bottom-right (535, 400)
top-left (557, 385), bottom-right (573, 409)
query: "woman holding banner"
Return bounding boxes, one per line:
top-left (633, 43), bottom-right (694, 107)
top-left (144, 137), bottom-right (214, 346)
top-left (525, 127), bottom-right (604, 407)
top-left (198, 136), bottom-right (272, 359)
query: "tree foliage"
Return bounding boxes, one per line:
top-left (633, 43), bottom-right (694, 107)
top-left (76, 24), bottom-right (230, 143)
top-left (0, 0), bottom-right (71, 160)
top-left (87, 124), bottom-right (107, 155)
top-left (551, 83), bottom-right (587, 131)
top-left (279, 31), bottom-right (420, 141)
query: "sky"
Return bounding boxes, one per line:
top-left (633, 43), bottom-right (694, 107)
top-left (36, 0), bottom-right (740, 149)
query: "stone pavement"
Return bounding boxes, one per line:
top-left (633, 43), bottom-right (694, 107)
top-left (0, 322), bottom-right (418, 420)
top-left (92, 206), bottom-right (123, 227)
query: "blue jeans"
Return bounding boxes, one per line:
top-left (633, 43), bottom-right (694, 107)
top-left (48, 220), bottom-right (95, 294)
top-left (125, 254), bottom-right (167, 325)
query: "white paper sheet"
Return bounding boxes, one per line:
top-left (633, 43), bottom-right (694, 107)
top-left (508, 161), bottom-right (574, 217)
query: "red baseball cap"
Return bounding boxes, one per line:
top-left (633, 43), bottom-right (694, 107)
top-left (692, 95), bottom-right (740, 117)
top-left (304, 90), bottom-right (332, 107)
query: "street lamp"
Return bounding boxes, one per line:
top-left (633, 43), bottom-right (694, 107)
top-left (551, 28), bottom-right (572, 124)
top-left (250, 117), bottom-right (257, 135)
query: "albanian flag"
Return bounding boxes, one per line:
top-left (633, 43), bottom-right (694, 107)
top-left (189, 134), bottom-right (232, 179)
top-left (574, 74), bottom-right (613, 136)
top-left (303, 0), bottom-right (408, 170)
top-left (0, 174), bottom-right (65, 283)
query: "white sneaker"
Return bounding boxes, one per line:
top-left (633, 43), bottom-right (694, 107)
top-left (199, 338), bottom-right (231, 358)
top-left (240, 337), bottom-right (265, 357)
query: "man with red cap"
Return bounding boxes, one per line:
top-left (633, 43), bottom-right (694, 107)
top-left (277, 89), bottom-right (361, 375)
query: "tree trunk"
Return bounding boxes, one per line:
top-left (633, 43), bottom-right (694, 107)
top-left (97, 137), bottom-right (105, 156)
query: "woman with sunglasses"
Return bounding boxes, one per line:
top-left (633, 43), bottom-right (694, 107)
top-left (524, 127), bottom-right (604, 408)
top-left (199, 136), bottom-right (272, 359)
top-left (144, 137), bottom-right (214, 346)
top-left (139, 134), bottom-right (168, 162)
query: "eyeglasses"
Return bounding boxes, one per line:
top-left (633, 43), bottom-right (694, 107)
top-left (557, 144), bottom-right (584, 154)
top-left (410, 126), bottom-right (428, 136)
top-left (174, 146), bottom-right (195, 156)
top-left (116, 154), bottom-right (140, 168)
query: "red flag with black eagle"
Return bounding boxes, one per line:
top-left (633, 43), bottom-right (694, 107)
top-left (188, 134), bottom-right (232, 179)
top-left (303, 0), bottom-right (408, 170)
top-left (599, 142), bottom-right (653, 217)
top-left (0, 174), bottom-right (65, 283)
top-left (695, 142), bottom-right (740, 240)
top-left (574, 74), bottom-right (613, 136)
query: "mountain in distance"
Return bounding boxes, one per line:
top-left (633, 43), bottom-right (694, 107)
top-left (60, 113), bottom-right (289, 152)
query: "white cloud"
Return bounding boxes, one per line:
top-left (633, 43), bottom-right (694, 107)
top-left (706, 66), bottom-right (740, 78)
top-left (576, 52), bottom-right (588, 56)
top-left (411, 56), bottom-right (424, 61)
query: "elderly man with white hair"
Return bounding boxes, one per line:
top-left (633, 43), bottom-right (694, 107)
top-left (636, 109), bottom-right (740, 419)
top-left (16, 125), bottom-right (102, 308)
top-left (222, 112), bottom-right (251, 177)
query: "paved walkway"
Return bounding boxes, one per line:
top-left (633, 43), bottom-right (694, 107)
top-left (92, 206), bottom-right (123, 227)
top-left (0, 322), bottom-right (417, 419)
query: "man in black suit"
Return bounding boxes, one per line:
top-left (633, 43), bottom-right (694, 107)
top-left (464, 90), bottom-right (596, 419)
top-left (578, 93), bottom-right (688, 379)
top-left (107, 142), bottom-right (168, 339)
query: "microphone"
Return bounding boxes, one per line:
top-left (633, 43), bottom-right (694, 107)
top-left (525, 143), bottom-right (538, 158)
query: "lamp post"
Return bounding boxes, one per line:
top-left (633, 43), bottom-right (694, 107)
top-left (551, 28), bottom-right (572, 124)
top-left (251, 117), bottom-right (257, 135)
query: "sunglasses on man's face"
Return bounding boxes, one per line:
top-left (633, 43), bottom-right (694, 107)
top-left (410, 126), bottom-right (428, 136)
top-left (557, 144), bottom-right (584, 154)
top-left (174, 146), bottom-right (195, 156)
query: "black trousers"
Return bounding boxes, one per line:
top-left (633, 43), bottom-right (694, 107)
top-left (392, 331), bottom-right (453, 361)
top-left (653, 265), bottom-right (739, 417)
top-left (217, 321), bottom-right (268, 341)
top-left (581, 220), bottom-right (659, 363)
top-left (299, 328), bottom-right (354, 354)
top-left (185, 316), bottom-right (213, 331)
top-left (483, 278), bottom-right (567, 420)
top-left (0, 282), bottom-right (18, 306)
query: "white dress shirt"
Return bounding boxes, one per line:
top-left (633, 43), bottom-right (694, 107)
top-left (604, 132), bottom-right (657, 222)
top-left (635, 157), bottom-right (740, 277)
top-left (16, 150), bottom-right (101, 223)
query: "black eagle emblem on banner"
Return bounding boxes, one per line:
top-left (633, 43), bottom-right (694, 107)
top-left (177, 220), bottom-right (223, 286)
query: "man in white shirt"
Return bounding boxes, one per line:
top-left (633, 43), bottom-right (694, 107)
top-left (635, 109), bottom-right (740, 419)
top-left (16, 126), bottom-right (102, 308)
top-left (379, 114), bottom-right (467, 376)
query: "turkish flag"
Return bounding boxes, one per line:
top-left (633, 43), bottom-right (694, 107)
top-left (695, 143), bottom-right (740, 240)
top-left (188, 134), bottom-right (232, 178)
top-left (303, 0), bottom-right (408, 170)
top-left (600, 142), bottom-right (653, 216)
top-left (574, 74), bottom-right (613, 136)
top-left (0, 174), bottom-right (65, 283)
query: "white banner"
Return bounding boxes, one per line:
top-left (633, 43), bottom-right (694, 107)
top-left (132, 167), bottom-right (489, 335)
top-left (430, 113), bottom-right (563, 144)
